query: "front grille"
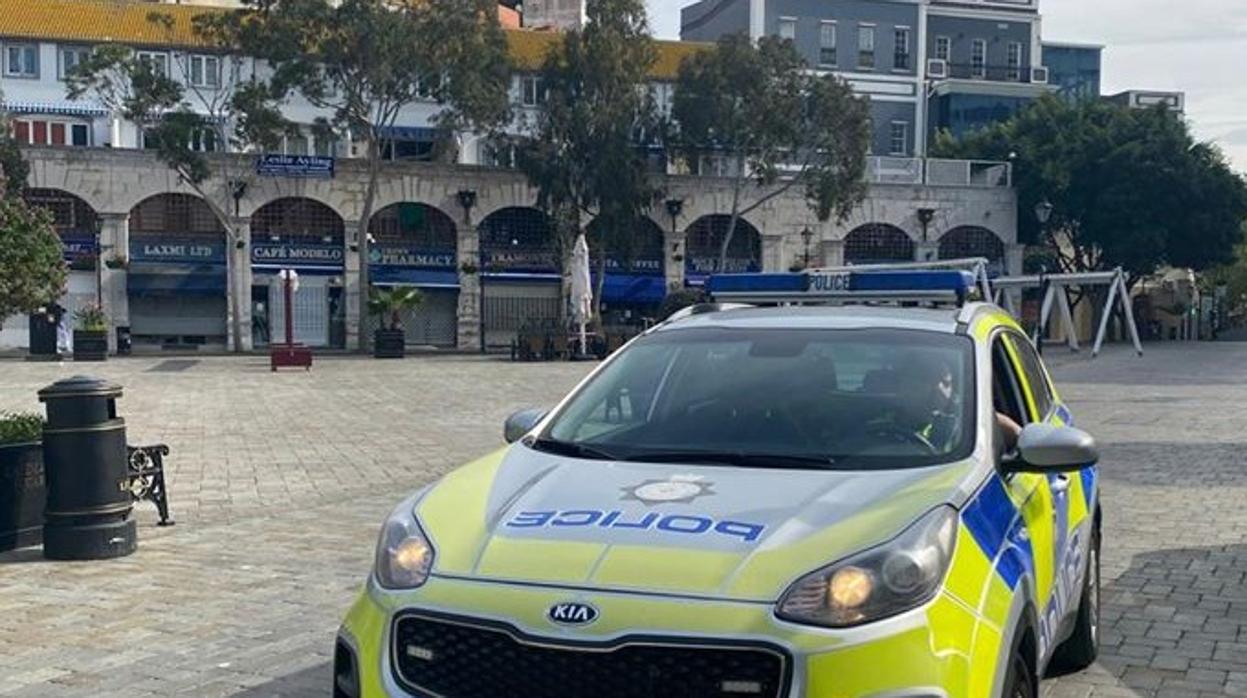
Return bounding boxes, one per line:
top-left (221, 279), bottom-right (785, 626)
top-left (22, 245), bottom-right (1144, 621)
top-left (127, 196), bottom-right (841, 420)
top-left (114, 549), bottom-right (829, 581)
top-left (392, 612), bottom-right (790, 698)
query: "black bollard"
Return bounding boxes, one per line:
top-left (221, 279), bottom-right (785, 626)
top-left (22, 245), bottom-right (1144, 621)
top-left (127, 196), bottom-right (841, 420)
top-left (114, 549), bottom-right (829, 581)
top-left (37, 376), bottom-right (136, 560)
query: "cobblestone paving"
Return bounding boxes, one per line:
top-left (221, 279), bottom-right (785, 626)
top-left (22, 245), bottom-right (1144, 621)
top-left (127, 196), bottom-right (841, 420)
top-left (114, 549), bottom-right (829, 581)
top-left (1, 344), bottom-right (1246, 696)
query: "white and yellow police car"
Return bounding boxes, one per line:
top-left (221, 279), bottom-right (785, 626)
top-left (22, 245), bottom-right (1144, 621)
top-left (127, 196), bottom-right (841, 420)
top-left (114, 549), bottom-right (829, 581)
top-left (335, 269), bottom-right (1101, 698)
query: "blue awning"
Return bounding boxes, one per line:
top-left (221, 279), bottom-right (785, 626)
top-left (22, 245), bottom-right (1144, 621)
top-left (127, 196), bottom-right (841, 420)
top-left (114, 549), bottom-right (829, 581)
top-left (2, 100), bottom-right (109, 117)
top-left (371, 268), bottom-right (460, 288)
top-left (599, 274), bottom-right (666, 304)
top-left (128, 269), bottom-right (226, 297)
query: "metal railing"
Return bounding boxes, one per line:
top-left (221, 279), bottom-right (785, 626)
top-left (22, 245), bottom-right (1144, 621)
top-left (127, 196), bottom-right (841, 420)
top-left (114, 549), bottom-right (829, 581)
top-left (866, 157), bottom-right (1012, 189)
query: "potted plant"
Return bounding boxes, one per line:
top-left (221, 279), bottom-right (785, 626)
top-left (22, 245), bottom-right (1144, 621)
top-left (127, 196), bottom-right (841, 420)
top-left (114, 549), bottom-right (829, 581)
top-left (368, 286), bottom-right (423, 359)
top-left (0, 412), bottom-right (46, 552)
top-left (73, 303), bottom-right (109, 361)
top-left (103, 255), bottom-right (129, 270)
top-left (459, 260), bottom-right (479, 276)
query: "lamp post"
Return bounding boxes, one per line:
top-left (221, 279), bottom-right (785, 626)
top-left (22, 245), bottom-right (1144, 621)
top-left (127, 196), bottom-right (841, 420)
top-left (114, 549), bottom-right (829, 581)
top-left (917, 207), bottom-right (936, 243)
top-left (800, 227), bottom-right (813, 269)
top-left (1034, 198), bottom-right (1053, 355)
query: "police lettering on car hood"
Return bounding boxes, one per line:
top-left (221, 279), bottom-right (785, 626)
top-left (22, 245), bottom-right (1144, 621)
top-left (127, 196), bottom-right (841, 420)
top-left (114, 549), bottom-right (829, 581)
top-left (413, 445), bottom-right (977, 601)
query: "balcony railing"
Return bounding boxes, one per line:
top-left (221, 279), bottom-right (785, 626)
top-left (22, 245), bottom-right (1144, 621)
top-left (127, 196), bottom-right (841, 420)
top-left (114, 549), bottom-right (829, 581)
top-left (941, 63), bottom-right (1029, 84)
top-left (867, 157), bottom-right (1012, 189)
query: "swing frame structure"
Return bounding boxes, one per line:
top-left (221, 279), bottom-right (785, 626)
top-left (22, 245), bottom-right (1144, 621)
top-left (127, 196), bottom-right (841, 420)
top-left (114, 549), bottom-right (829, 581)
top-left (991, 267), bottom-right (1143, 357)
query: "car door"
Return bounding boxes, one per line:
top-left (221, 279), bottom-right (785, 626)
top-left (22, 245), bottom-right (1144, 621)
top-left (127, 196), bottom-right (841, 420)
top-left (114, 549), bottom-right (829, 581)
top-left (990, 333), bottom-right (1062, 658)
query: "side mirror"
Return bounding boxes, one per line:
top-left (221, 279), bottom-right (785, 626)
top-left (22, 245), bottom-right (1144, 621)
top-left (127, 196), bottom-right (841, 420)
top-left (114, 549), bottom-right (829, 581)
top-left (504, 408), bottom-right (546, 444)
top-left (1004, 423), bottom-right (1099, 473)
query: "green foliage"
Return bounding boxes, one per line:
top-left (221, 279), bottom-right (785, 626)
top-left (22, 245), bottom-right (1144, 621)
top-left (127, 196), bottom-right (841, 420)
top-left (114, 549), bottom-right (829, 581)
top-left (934, 96), bottom-right (1247, 278)
top-left (0, 412), bottom-right (44, 446)
top-left (0, 197), bottom-right (67, 331)
top-left (514, 0), bottom-right (659, 319)
top-left (672, 35), bottom-right (870, 268)
top-left (74, 303), bottom-right (109, 332)
top-left (0, 104), bottom-right (29, 198)
top-left (368, 286), bottom-right (423, 330)
top-left (658, 286), bottom-right (706, 320)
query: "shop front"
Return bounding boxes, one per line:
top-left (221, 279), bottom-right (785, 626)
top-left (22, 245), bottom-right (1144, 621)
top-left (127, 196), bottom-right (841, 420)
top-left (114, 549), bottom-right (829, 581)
top-left (251, 242), bottom-right (345, 348)
top-left (683, 215), bottom-right (762, 287)
top-left (479, 207), bottom-right (562, 352)
top-left (127, 236), bottom-right (228, 348)
top-left (367, 203), bottom-right (460, 348)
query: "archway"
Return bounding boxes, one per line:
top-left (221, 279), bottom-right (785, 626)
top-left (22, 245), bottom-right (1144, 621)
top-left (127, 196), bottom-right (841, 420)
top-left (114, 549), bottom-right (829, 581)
top-left (477, 207), bottom-right (559, 351)
top-left (250, 197), bottom-right (347, 348)
top-left (586, 216), bottom-right (666, 315)
top-left (24, 188), bottom-right (100, 271)
top-left (938, 226), bottom-right (1006, 274)
top-left (684, 214), bottom-right (762, 285)
top-left (127, 194), bottom-right (228, 348)
top-left (366, 202), bottom-right (459, 347)
top-left (844, 223), bottom-right (915, 265)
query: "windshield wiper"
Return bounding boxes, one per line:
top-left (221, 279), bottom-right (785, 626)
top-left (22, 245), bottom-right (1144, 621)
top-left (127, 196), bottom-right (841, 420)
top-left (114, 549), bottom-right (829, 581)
top-left (528, 437), bottom-right (621, 461)
top-left (622, 451), bottom-right (836, 470)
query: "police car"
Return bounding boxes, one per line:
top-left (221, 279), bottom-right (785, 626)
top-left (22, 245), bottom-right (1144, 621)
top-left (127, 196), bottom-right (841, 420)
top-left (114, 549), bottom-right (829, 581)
top-left (335, 267), bottom-right (1101, 698)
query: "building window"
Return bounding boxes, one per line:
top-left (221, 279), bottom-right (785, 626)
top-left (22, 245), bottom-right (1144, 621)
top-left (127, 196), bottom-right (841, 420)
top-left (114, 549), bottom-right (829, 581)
top-left (136, 51), bottom-right (169, 78)
top-left (59, 46), bottom-right (91, 80)
top-left (935, 36), bottom-right (951, 62)
top-left (889, 121), bottom-right (908, 156)
top-left (778, 17), bottom-right (796, 41)
top-left (10, 118), bottom-right (91, 147)
top-left (893, 28), bottom-right (911, 70)
top-left (1007, 42), bottom-right (1023, 81)
top-left (521, 76), bottom-right (546, 106)
top-left (971, 39), bottom-right (987, 78)
top-left (858, 25), bottom-right (876, 69)
top-left (818, 21), bottom-right (837, 67)
top-left (5, 44), bottom-right (39, 78)
top-left (188, 55), bottom-right (221, 88)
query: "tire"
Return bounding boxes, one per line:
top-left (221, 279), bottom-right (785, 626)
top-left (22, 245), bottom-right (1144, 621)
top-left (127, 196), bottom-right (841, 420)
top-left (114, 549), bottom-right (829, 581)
top-left (1049, 528), bottom-right (1101, 672)
top-left (1002, 634), bottom-right (1036, 698)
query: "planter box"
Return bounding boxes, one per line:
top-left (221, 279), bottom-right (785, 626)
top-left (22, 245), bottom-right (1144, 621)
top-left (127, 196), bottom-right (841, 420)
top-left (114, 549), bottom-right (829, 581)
top-left (73, 330), bottom-right (109, 361)
top-left (374, 329), bottom-right (406, 359)
top-left (0, 442), bottom-right (45, 552)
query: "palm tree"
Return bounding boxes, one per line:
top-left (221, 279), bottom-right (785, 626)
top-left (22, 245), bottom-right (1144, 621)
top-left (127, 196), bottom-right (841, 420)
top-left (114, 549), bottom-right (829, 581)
top-left (368, 286), bottom-right (423, 331)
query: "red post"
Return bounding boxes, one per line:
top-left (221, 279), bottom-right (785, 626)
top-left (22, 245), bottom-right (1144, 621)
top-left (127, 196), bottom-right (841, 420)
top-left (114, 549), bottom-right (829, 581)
top-left (283, 273), bottom-right (294, 347)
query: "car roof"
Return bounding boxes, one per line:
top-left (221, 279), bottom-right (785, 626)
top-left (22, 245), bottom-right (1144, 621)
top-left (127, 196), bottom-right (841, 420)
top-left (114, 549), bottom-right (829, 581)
top-left (654, 304), bottom-right (973, 334)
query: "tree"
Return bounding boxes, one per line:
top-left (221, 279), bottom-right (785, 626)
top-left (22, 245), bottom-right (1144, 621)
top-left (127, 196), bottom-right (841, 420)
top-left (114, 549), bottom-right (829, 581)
top-left (0, 197), bottom-right (67, 332)
top-left (515, 0), bottom-right (659, 321)
top-left (65, 15), bottom-right (293, 351)
top-left (244, 0), bottom-right (512, 272)
top-left (672, 34), bottom-right (871, 270)
top-left (934, 95), bottom-right (1247, 283)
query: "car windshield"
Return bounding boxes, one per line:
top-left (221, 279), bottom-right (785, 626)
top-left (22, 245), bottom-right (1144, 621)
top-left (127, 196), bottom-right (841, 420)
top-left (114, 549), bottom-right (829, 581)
top-left (539, 327), bottom-right (976, 470)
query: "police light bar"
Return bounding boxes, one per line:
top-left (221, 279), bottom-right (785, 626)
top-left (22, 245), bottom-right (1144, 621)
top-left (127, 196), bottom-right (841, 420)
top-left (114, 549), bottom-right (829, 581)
top-left (706, 269), bottom-right (979, 305)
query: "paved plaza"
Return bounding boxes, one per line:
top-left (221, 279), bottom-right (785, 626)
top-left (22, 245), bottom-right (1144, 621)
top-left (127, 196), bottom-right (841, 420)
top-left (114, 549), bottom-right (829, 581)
top-left (2, 344), bottom-right (1247, 696)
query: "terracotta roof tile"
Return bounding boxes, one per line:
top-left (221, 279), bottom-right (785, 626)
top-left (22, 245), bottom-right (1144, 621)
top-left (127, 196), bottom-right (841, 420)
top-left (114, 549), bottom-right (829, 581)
top-left (0, 0), bottom-right (708, 79)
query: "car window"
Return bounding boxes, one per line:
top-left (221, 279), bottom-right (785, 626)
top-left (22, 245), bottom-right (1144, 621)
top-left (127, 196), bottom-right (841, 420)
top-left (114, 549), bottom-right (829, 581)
top-left (542, 327), bottom-right (977, 470)
top-left (991, 336), bottom-right (1028, 426)
top-left (1007, 334), bottom-right (1054, 419)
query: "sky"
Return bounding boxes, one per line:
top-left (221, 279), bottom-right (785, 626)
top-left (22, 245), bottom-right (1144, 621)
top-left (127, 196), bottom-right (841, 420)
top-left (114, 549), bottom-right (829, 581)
top-left (646, 0), bottom-right (1247, 172)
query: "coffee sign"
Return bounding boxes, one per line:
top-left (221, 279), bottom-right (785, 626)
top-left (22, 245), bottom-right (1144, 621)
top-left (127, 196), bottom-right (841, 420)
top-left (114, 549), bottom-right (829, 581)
top-left (252, 243), bottom-right (344, 268)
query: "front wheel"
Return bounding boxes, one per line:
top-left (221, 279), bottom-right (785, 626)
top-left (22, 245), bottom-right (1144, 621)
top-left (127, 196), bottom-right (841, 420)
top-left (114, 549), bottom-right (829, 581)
top-left (1002, 640), bottom-right (1036, 698)
top-left (1049, 529), bottom-right (1101, 672)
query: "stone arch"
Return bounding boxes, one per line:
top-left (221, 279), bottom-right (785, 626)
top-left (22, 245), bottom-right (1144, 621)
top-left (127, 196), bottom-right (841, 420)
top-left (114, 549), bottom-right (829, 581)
top-left (478, 206), bottom-right (558, 273)
top-left (24, 188), bottom-right (100, 270)
top-left (684, 214), bottom-right (762, 278)
top-left (843, 223), bottom-right (915, 265)
top-left (368, 202), bottom-right (457, 250)
top-left (130, 193), bottom-right (225, 239)
top-left (251, 197), bottom-right (345, 246)
top-left (937, 225), bottom-right (1005, 264)
top-left (585, 215), bottom-right (665, 276)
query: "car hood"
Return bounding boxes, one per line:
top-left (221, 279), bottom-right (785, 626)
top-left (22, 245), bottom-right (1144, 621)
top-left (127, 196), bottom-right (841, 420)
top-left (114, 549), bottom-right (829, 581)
top-left (415, 444), bottom-right (978, 601)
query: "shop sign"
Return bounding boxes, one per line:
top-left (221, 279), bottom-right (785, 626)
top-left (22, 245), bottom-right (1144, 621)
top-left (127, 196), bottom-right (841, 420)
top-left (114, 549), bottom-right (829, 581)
top-left (256, 154), bottom-right (335, 179)
top-left (130, 238), bottom-right (226, 264)
top-left (483, 249), bottom-right (560, 273)
top-left (686, 256), bottom-right (759, 275)
top-left (601, 257), bottom-right (663, 275)
top-left (61, 234), bottom-right (98, 264)
top-left (369, 244), bottom-right (456, 269)
top-left (252, 243), bottom-right (344, 268)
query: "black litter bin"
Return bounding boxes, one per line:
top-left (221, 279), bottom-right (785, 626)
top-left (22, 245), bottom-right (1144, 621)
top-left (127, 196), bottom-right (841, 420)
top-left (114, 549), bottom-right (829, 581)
top-left (27, 306), bottom-right (62, 360)
top-left (37, 376), bottom-right (136, 560)
top-left (116, 326), bottom-right (132, 356)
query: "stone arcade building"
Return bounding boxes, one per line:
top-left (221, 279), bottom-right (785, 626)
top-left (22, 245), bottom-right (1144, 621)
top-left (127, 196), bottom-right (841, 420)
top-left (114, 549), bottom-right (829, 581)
top-left (6, 146), bottom-right (1018, 353)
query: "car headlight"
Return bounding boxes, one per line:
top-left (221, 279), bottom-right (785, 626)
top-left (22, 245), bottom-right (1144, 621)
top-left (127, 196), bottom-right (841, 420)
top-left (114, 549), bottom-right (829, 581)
top-left (374, 496), bottom-right (435, 590)
top-left (776, 506), bottom-right (958, 628)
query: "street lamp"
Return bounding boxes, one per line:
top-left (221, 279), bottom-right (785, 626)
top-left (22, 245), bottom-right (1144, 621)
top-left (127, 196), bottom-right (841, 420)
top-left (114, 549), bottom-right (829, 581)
top-left (1034, 199), bottom-right (1053, 226)
top-left (800, 227), bottom-right (814, 268)
top-left (916, 207), bottom-right (936, 243)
